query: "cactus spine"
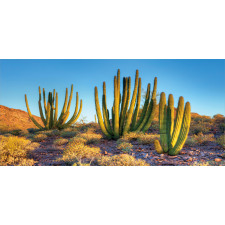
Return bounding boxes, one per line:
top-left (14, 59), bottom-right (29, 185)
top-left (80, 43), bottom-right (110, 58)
top-left (154, 93), bottom-right (191, 155)
top-left (25, 85), bottom-right (82, 130)
top-left (94, 69), bottom-right (157, 139)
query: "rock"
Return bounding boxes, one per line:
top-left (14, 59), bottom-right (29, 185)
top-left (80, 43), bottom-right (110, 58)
top-left (215, 158), bottom-right (222, 162)
top-left (142, 153), bottom-right (148, 158)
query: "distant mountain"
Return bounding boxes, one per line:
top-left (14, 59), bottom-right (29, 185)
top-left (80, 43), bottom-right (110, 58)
top-left (0, 105), bottom-right (43, 132)
top-left (0, 104), bottom-right (205, 133)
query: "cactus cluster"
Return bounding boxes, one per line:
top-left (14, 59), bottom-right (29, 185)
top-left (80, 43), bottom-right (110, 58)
top-left (95, 69), bottom-right (157, 139)
top-left (25, 85), bottom-right (82, 130)
top-left (154, 93), bottom-right (191, 155)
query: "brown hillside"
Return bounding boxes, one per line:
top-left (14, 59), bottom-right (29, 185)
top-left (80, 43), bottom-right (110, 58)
top-left (0, 105), bottom-right (43, 132)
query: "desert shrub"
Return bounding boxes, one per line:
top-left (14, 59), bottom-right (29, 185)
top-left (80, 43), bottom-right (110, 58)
top-left (19, 129), bottom-right (29, 136)
top-left (69, 136), bottom-right (87, 145)
top-left (216, 134), bottom-right (225, 149)
top-left (60, 131), bottom-right (77, 138)
top-left (27, 128), bottom-right (39, 134)
top-left (190, 122), bottom-right (212, 135)
top-left (53, 138), bottom-right (69, 146)
top-left (38, 129), bottom-right (60, 137)
top-left (10, 129), bottom-right (22, 136)
top-left (2, 133), bottom-right (13, 137)
top-left (97, 154), bottom-right (149, 166)
top-left (25, 142), bottom-right (40, 150)
top-left (120, 132), bottom-right (141, 142)
top-left (137, 134), bottom-right (160, 145)
top-left (0, 136), bottom-right (36, 166)
top-left (194, 133), bottom-right (215, 144)
top-left (73, 162), bottom-right (91, 166)
top-left (117, 141), bottom-right (133, 153)
top-left (185, 136), bottom-right (198, 146)
top-left (58, 141), bottom-right (101, 165)
top-left (32, 134), bottom-right (48, 142)
top-left (78, 133), bottom-right (102, 144)
top-left (192, 161), bottom-right (209, 166)
top-left (148, 120), bottom-right (159, 132)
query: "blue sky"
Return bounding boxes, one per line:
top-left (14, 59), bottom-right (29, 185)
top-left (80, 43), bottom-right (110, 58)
top-left (0, 59), bottom-right (224, 122)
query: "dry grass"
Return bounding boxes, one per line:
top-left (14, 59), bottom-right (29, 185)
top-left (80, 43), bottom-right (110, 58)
top-left (121, 132), bottom-right (140, 142)
top-left (32, 134), bottom-right (48, 142)
top-left (58, 141), bottom-right (101, 165)
top-left (53, 138), bottom-right (69, 146)
top-left (117, 141), bottom-right (133, 153)
top-left (216, 134), bottom-right (225, 149)
top-left (137, 134), bottom-right (160, 145)
top-left (78, 132), bottom-right (102, 144)
top-left (185, 133), bottom-right (215, 146)
top-left (60, 130), bottom-right (77, 138)
top-left (97, 154), bottom-right (149, 166)
top-left (0, 136), bottom-right (36, 166)
top-left (38, 129), bottom-right (60, 137)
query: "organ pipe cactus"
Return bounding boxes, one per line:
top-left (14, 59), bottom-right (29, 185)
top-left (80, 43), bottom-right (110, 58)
top-left (154, 93), bottom-right (191, 155)
top-left (95, 69), bottom-right (157, 139)
top-left (25, 85), bottom-right (82, 130)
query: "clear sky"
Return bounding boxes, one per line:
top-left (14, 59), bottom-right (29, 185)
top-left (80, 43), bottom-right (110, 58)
top-left (0, 59), bottom-right (224, 122)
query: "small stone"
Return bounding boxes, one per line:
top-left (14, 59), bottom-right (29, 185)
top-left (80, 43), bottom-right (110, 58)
top-left (215, 158), bottom-right (222, 162)
top-left (187, 157), bottom-right (193, 162)
top-left (143, 153), bottom-right (148, 158)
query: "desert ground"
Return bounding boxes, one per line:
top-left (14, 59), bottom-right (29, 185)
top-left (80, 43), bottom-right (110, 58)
top-left (0, 105), bottom-right (224, 166)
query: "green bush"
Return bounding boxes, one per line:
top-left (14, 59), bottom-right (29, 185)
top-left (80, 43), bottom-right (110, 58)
top-left (60, 131), bottom-right (77, 138)
top-left (117, 141), bottom-right (133, 153)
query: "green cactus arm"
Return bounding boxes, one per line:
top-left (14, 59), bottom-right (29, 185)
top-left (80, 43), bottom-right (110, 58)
top-left (25, 94), bottom-right (43, 129)
top-left (169, 102), bottom-right (191, 156)
top-left (123, 70), bottom-right (139, 134)
top-left (133, 83), bottom-right (150, 130)
top-left (120, 77), bottom-right (131, 135)
top-left (49, 92), bottom-right (55, 129)
top-left (53, 93), bottom-right (58, 127)
top-left (154, 139), bottom-right (163, 154)
top-left (45, 102), bottom-right (51, 129)
top-left (61, 100), bottom-right (83, 128)
top-left (117, 69), bottom-right (120, 101)
top-left (119, 77), bottom-right (128, 135)
top-left (43, 88), bottom-right (47, 115)
top-left (38, 87), bottom-right (46, 125)
top-left (130, 77), bottom-right (142, 130)
top-left (140, 98), bottom-right (157, 133)
top-left (52, 89), bottom-right (56, 104)
top-left (58, 87), bottom-right (69, 122)
top-left (60, 92), bottom-right (79, 126)
top-left (119, 77), bottom-right (127, 120)
top-left (114, 76), bottom-right (120, 139)
top-left (66, 84), bottom-right (73, 112)
top-left (151, 77), bottom-right (157, 100)
top-left (159, 92), bottom-right (168, 152)
top-left (61, 85), bottom-right (74, 123)
top-left (170, 96), bottom-right (184, 149)
top-left (94, 87), bottom-right (112, 138)
top-left (111, 106), bottom-right (114, 131)
top-left (167, 94), bottom-right (174, 151)
top-left (102, 82), bottom-right (113, 135)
